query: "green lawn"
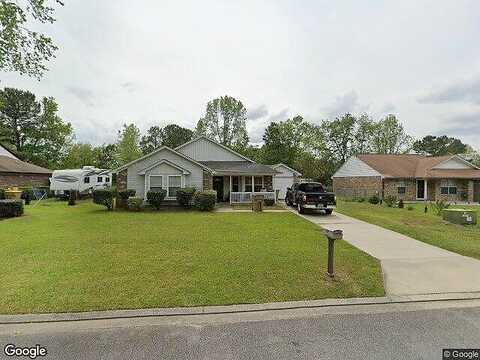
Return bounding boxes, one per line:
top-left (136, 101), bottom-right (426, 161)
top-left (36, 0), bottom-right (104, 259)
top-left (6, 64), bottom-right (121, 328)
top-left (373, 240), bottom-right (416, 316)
top-left (231, 203), bottom-right (286, 210)
top-left (337, 200), bottom-right (480, 260)
top-left (0, 200), bottom-right (383, 314)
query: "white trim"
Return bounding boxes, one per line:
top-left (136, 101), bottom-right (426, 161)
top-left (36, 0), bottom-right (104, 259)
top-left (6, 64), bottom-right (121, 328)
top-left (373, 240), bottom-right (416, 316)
top-left (271, 163), bottom-right (302, 176)
top-left (138, 159), bottom-right (191, 175)
top-left (416, 179), bottom-right (427, 200)
top-left (174, 136), bottom-right (255, 163)
top-left (114, 145), bottom-right (214, 173)
top-left (432, 155), bottom-right (480, 170)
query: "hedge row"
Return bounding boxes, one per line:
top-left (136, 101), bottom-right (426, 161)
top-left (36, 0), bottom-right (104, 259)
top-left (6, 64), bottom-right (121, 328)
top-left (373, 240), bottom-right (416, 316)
top-left (0, 200), bottom-right (24, 218)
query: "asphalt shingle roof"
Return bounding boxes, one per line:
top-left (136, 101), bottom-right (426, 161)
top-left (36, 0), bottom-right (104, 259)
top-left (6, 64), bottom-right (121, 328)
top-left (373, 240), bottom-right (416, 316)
top-left (0, 155), bottom-right (52, 174)
top-left (199, 161), bottom-right (279, 175)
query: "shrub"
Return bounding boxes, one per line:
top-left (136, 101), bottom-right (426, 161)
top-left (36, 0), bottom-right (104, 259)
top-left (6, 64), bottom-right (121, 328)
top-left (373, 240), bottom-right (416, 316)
top-left (127, 197), bottom-right (144, 212)
top-left (431, 200), bottom-right (450, 216)
top-left (384, 195), bottom-right (397, 208)
top-left (398, 199), bottom-right (404, 209)
top-left (68, 190), bottom-right (77, 206)
top-left (0, 200), bottom-right (24, 218)
top-left (264, 198), bottom-right (275, 206)
top-left (176, 187), bottom-right (196, 208)
top-left (357, 197), bottom-right (365, 203)
top-left (93, 188), bottom-right (115, 210)
top-left (117, 189), bottom-right (136, 208)
top-left (368, 195), bottom-right (380, 205)
top-left (147, 189), bottom-right (167, 210)
top-left (0, 188), bottom-right (6, 200)
top-left (21, 188), bottom-right (34, 205)
top-left (193, 190), bottom-right (216, 211)
top-left (407, 205), bottom-right (414, 211)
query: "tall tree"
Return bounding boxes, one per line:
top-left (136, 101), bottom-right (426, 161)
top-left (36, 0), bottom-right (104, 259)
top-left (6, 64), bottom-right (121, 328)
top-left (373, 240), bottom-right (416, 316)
top-left (196, 95), bottom-right (249, 150)
top-left (162, 124), bottom-right (194, 148)
top-left (140, 126), bottom-right (163, 154)
top-left (369, 114), bottom-right (412, 154)
top-left (0, 0), bottom-right (63, 78)
top-left (321, 113), bottom-right (357, 163)
top-left (115, 123), bottom-right (142, 165)
top-left (0, 87), bottom-right (72, 168)
top-left (95, 143), bottom-right (118, 169)
top-left (61, 143), bottom-right (98, 169)
top-left (412, 135), bottom-right (468, 156)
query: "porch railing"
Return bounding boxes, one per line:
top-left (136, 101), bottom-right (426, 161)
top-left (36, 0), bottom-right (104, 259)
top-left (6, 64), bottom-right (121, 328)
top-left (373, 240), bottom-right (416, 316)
top-left (230, 192), bottom-right (276, 203)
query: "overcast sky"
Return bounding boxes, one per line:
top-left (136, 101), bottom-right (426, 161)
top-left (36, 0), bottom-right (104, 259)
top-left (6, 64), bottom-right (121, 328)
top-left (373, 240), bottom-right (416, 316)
top-left (2, 0), bottom-right (480, 148)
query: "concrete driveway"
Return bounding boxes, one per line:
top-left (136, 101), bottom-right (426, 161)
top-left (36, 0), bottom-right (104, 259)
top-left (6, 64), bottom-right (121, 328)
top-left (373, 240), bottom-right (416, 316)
top-left (292, 210), bottom-right (480, 296)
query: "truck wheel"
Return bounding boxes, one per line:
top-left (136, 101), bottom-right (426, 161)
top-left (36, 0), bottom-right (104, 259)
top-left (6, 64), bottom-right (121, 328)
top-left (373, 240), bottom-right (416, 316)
top-left (325, 209), bottom-right (333, 215)
top-left (297, 203), bottom-right (305, 214)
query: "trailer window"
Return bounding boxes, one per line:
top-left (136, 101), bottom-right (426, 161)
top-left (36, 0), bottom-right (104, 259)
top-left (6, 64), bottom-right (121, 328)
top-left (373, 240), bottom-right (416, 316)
top-left (105, 177), bottom-right (110, 183)
top-left (84, 177), bottom-right (90, 184)
top-left (97, 177), bottom-right (103, 183)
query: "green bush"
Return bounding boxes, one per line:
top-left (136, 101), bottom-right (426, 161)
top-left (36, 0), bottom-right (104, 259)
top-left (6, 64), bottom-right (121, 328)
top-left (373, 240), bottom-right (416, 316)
top-left (117, 189), bottom-right (136, 208)
top-left (0, 188), bottom-right (5, 200)
top-left (21, 188), bottom-right (34, 205)
top-left (193, 190), bottom-right (216, 211)
top-left (357, 197), bottom-right (365, 203)
top-left (368, 195), bottom-right (380, 205)
top-left (431, 200), bottom-right (450, 216)
top-left (93, 188), bottom-right (115, 210)
top-left (398, 199), bottom-right (404, 209)
top-left (264, 198), bottom-right (275, 206)
top-left (127, 197), bottom-right (144, 212)
top-left (147, 189), bottom-right (167, 210)
top-left (407, 205), bottom-right (414, 211)
top-left (176, 187), bottom-right (196, 208)
top-left (384, 195), bottom-right (397, 207)
top-left (0, 200), bottom-right (24, 218)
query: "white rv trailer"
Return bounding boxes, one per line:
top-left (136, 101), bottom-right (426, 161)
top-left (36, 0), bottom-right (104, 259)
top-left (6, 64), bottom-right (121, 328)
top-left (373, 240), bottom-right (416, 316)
top-left (50, 166), bottom-right (112, 195)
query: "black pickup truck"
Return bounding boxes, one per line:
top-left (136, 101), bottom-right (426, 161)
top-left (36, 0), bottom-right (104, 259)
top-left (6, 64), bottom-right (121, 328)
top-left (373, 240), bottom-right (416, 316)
top-left (285, 182), bottom-right (336, 215)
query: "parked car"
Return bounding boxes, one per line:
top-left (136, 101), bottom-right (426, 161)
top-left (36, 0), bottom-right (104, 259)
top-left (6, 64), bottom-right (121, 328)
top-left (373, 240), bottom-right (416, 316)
top-left (285, 182), bottom-right (336, 214)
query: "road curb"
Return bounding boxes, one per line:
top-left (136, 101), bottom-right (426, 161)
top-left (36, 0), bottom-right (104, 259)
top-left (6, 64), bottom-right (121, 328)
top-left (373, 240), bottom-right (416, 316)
top-left (2, 292), bottom-right (480, 325)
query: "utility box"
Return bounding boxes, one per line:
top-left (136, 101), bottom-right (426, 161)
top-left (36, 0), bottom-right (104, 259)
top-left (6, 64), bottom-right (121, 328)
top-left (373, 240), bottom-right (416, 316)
top-left (252, 194), bottom-right (264, 212)
top-left (442, 209), bottom-right (477, 225)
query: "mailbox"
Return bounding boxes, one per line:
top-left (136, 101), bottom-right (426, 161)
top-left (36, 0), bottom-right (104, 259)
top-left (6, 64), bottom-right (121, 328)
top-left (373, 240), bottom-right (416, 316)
top-left (323, 229), bottom-right (343, 278)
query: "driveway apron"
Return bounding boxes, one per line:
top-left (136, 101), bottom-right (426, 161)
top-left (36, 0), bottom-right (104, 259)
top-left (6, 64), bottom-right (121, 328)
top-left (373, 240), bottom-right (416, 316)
top-left (291, 210), bottom-right (480, 296)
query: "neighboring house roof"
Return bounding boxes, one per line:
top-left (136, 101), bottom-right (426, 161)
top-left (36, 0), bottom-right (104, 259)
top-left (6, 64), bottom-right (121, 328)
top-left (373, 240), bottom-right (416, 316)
top-left (175, 136), bottom-right (255, 163)
top-left (0, 155), bottom-right (51, 174)
top-left (200, 161), bottom-right (279, 175)
top-left (355, 154), bottom-right (480, 179)
top-left (114, 146), bottom-right (214, 173)
top-left (270, 163), bottom-right (302, 176)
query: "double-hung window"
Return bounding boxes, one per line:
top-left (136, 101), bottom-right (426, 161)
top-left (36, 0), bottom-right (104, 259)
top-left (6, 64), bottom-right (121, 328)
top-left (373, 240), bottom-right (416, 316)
top-left (397, 181), bottom-right (406, 195)
top-left (245, 177), bottom-right (252, 192)
top-left (440, 180), bottom-right (457, 195)
top-left (168, 175), bottom-right (182, 197)
top-left (150, 176), bottom-right (163, 191)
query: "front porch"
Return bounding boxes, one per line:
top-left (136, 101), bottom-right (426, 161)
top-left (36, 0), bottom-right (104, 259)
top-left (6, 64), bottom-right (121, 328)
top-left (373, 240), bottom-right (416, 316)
top-left (212, 175), bottom-right (276, 204)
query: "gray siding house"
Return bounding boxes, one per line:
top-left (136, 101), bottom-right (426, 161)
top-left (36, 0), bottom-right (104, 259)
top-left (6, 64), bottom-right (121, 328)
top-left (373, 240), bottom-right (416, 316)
top-left (114, 136), bottom-right (300, 203)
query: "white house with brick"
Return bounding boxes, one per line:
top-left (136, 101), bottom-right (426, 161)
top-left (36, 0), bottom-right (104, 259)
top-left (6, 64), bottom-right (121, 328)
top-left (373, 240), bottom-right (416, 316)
top-left (114, 136), bottom-right (301, 203)
top-left (332, 154), bottom-right (480, 203)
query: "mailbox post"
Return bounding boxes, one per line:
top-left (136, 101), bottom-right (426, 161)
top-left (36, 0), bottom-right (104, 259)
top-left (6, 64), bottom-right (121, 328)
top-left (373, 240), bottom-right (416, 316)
top-left (323, 229), bottom-right (343, 278)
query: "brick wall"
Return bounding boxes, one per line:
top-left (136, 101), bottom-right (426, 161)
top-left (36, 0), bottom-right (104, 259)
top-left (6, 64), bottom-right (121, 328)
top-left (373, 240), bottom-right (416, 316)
top-left (435, 179), bottom-right (469, 202)
top-left (117, 169), bottom-right (128, 192)
top-left (383, 179), bottom-right (416, 201)
top-left (203, 171), bottom-right (213, 190)
top-left (333, 176), bottom-right (382, 199)
top-left (0, 172), bottom-right (50, 188)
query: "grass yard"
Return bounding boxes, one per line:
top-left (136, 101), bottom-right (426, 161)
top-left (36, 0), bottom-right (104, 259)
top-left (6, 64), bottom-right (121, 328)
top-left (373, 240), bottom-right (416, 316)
top-left (231, 203), bottom-right (286, 210)
top-left (0, 200), bottom-right (383, 314)
top-left (337, 200), bottom-right (480, 260)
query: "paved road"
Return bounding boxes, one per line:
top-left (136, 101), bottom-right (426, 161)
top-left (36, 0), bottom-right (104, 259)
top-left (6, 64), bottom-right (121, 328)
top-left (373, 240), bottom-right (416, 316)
top-left (1, 301), bottom-right (479, 360)
top-left (293, 210), bottom-right (480, 295)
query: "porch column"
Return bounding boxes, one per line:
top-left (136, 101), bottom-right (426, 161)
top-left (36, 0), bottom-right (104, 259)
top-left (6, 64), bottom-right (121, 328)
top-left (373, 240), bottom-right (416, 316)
top-left (229, 175), bottom-right (232, 204)
top-left (468, 180), bottom-right (474, 203)
top-left (251, 175), bottom-right (254, 194)
top-left (424, 179), bottom-right (428, 200)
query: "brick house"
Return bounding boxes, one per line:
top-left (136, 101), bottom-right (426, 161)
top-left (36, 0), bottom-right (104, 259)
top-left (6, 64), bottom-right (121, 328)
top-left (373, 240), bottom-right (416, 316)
top-left (114, 136), bottom-right (301, 203)
top-left (0, 144), bottom-right (51, 188)
top-left (332, 154), bottom-right (480, 203)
